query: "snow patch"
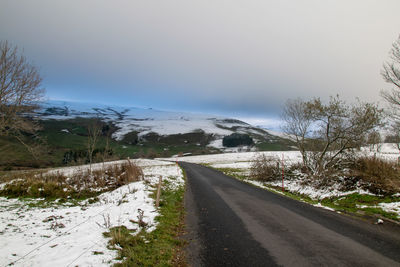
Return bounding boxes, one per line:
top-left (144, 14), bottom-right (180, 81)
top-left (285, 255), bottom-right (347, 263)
top-left (379, 202), bottom-right (400, 217)
top-left (0, 159), bottom-right (184, 267)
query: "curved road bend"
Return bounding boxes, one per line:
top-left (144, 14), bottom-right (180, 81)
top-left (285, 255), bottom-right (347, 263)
top-left (180, 162), bottom-right (400, 267)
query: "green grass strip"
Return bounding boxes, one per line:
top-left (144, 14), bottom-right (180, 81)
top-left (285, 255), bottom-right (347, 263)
top-left (104, 174), bottom-right (186, 266)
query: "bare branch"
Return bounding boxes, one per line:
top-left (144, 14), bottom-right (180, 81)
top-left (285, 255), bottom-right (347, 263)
top-left (0, 40), bottom-right (45, 158)
top-left (282, 96), bottom-right (381, 175)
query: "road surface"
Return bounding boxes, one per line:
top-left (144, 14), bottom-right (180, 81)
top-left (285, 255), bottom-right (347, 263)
top-left (180, 162), bottom-right (400, 267)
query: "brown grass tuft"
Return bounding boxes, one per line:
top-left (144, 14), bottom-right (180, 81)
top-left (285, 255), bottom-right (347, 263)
top-left (0, 160), bottom-right (144, 199)
top-left (250, 154), bottom-right (281, 182)
top-left (349, 156), bottom-right (400, 195)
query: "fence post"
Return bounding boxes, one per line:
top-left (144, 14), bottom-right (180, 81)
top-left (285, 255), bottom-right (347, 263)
top-left (156, 176), bottom-right (162, 208)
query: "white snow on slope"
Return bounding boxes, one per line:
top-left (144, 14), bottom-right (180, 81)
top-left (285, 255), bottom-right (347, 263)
top-left (38, 100), bottom-right (284, 150)
top-left (0, 159), bottom-right (183, 267)
top-left (38, 100), bottom-right (249, 140)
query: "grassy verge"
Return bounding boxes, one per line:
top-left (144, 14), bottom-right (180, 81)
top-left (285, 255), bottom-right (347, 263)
top-left (214, 167), bottom-right (400, 222)
top-left (211, 167), bottom-right (248, 181)
top-left (104, 171), bottom-right (187, 266)
top-left (320, 193), bottom-right (400, 221)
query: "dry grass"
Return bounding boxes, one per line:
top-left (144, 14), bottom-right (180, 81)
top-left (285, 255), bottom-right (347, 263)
top-left (249, 152), bottom-right (400, 196)
top-left (0, 159), bottom-right (144, 199)
top-left (250, 154), bottom-right (282, 182)
top-left (349, 156), bottom-right (400, 195)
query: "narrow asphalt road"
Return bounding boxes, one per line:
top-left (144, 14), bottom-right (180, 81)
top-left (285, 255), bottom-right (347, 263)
top-left (180, 162), bottom-right (400, 267)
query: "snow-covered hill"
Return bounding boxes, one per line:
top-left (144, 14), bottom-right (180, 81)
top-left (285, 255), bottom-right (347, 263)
top-left (38, 100), bottom-right (290, 150)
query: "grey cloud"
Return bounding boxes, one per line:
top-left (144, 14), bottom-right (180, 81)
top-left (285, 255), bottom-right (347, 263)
top-left (1, 0), bottom-right (399, 118)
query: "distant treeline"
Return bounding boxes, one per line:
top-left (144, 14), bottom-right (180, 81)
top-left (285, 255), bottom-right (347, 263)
top-left (63, 148), bottom-right (113, 165)
top-left (223, 133), bottom-right (254, 147)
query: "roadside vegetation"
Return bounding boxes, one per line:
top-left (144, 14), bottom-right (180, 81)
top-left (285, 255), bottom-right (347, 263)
top-left (104, 170), bottom-right (186, 266)
top-left (216, 36), bottom-right (400, 222)
top-left (211, 153), bottom-right (400, 222)
top-left (0, 159), bottom-right (144, 202)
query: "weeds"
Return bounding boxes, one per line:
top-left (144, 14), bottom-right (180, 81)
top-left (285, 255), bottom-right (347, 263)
top-left (0, 160), bottom-right (144, 200)
top-left (348, 156), bottom-right (400, 195)
top-left (96, 214), bottom-right (112, 229)
top-left (250, 154), bottom-right (282, 182)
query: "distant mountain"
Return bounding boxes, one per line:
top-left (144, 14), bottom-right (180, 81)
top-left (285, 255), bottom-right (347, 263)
top-left (1, 100), bottom-right (295, 169)
top-left (38, 100), bottom-right (293, 152)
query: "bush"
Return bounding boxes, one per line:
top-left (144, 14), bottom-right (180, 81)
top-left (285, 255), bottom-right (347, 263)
top-left (122, 131), bottom-right (139, 145)
top-left (0, 160), bottom-right (144, 199)
top-left (348, 157), bottom-right (400, 195)
top-left (119, 159), bottom-right (144, 185)
top-left (222, 133), bottom-right (253, 147)
top-left (250, 154), bottom-right (281, 182)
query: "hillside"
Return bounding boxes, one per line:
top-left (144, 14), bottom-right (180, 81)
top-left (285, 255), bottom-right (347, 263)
top-left (0, 100), bottom-right (294, 169)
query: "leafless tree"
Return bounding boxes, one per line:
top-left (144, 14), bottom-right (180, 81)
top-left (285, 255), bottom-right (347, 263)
top-left (384, 122), bottom-right (400, 153)
top-left (101, 124), bottom-right (112, 169)
top-left (381, 35), bottom-right (400, 118)
top-left (87, 120), bottom-right (101, 173)
top-left (381, 35), bottom-right (400, 150)
top-left (282, 96), bottom-right (381, 175)
top-left (282, 98), bottom-right (313, 168)
top-left (0, 41), bottom-right (45, 157)
top-left (367, 130), bottom-right (381, 153)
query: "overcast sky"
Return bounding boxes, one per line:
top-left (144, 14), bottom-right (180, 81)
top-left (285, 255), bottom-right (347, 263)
top-left (1, 0), bottom-right (399, 127)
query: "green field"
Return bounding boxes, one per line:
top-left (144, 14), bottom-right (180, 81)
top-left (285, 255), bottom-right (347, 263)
top-left (0, 118), bottom-right (221, 169)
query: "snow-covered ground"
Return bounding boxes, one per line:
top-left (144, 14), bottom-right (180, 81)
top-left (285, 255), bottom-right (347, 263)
top-left (0, 159), bottom-right (183, 267)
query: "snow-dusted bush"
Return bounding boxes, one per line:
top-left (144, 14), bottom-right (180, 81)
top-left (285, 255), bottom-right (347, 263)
top-left (0, 160), bottom-right (144, 199)
top-left (250, 154), bottom-right (281, 182)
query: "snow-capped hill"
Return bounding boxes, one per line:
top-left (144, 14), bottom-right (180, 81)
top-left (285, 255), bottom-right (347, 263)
top-left (38, 100), bottom-right (290, 150)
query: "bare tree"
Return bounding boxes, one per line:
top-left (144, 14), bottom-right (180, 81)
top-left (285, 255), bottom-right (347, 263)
top-left (381, 35), bottom-right (400, 151)
top-left (381, 35), bottom-right (400, 118)
top-left (367, 130), bottom-right (381, 153)
top-left (282, 98), bottom-right (314, 168)
top-left (0, 41), bottom-right (45, 158)
top-left (282, 96), bottom-right (381, 175)
top-left (384, 121), bottom-right (400, 153)
top-left (87, 120), bottom-right (101, 173)
top-left (101, 123), bottom-right (112, 169)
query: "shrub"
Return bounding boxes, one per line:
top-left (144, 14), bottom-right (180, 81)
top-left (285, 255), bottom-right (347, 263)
top-left (118, 159), bottom-right (144, 185)
top-left (348, 157), bottom-right (400, 195)
top-left (122, 131), bottom-right (139, 145)
top-left (250, 154), bottom-right (281, 182)
top-left (0, 160), bottom-right (144, 199)
top-left (145, 149), bottom-right (158, 159)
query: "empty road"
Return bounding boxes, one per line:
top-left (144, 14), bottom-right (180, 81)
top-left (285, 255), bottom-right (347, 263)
top-left (180, 162), bottom-right (400, 267)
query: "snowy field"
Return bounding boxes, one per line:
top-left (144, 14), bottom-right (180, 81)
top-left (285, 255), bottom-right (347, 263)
top-left (165, 144), bottom-right (400, 218)
top-left (0, 159), bottom-right (183, 267)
